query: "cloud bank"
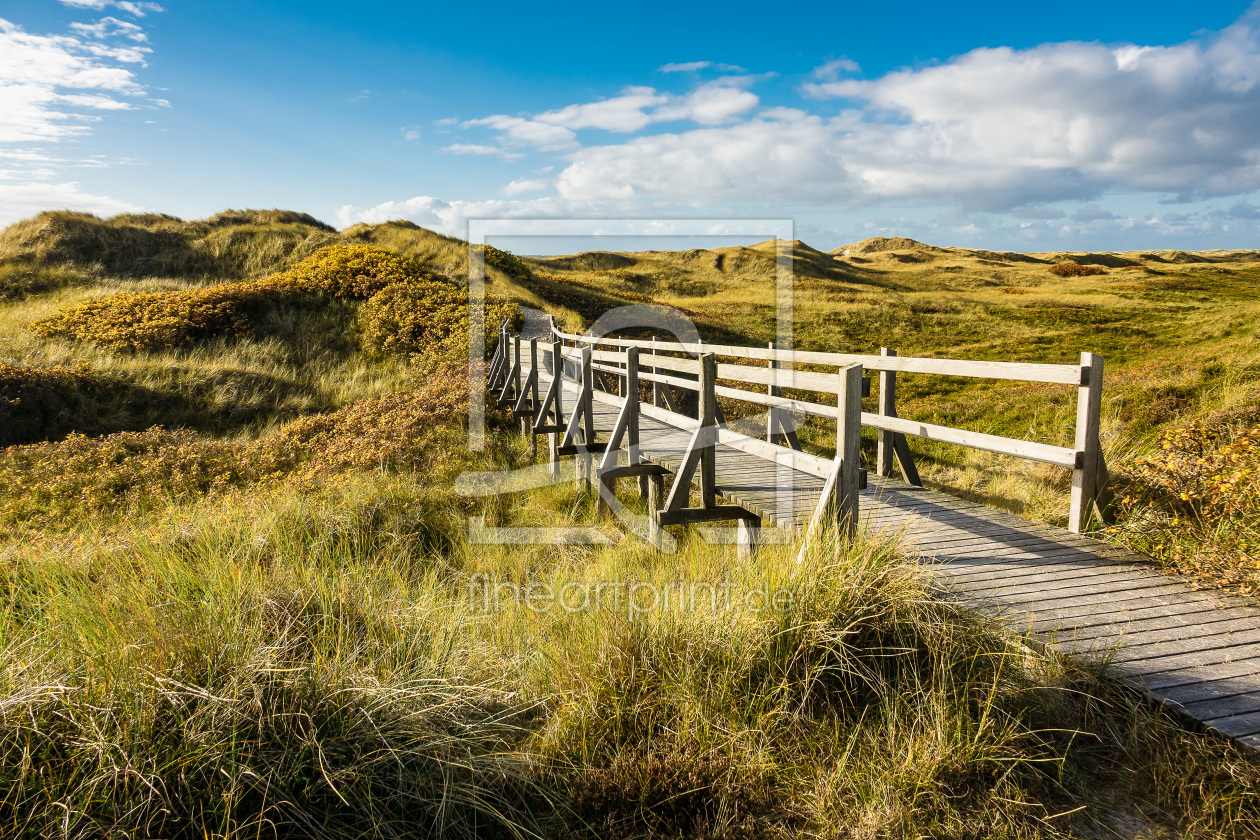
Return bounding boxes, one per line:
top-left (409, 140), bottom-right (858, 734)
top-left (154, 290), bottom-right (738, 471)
top-left (351, 7), bottom-right (1260, 248)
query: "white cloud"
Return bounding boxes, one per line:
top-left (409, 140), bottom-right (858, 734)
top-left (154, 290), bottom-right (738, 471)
top-left (58, 0), bottom-right (164, 17)
top-left (336, 194), bottom-right (660, 237)
top-left (461, 115), bottom-right (576, 151)
top-left (0, 17), bottom-right (158, 143)
top-left (529, 8), bottom-right (1260, 212)
top-left (534, 87), bottom-right (668, 132)
top-left (443, 142), bottom-right (524, 160)
top-left (70, 16), bottom-right (148, 42)
top-left (501, 177), bottom-right (550, 196)
top-left (0, 179), bottom-right (139, 226)
top-left (659, 61), bottom-right (711, 73)
top-left (456, 81), bottom-right (761, 156)
top-left (811, 58), bottom-right (860, 81)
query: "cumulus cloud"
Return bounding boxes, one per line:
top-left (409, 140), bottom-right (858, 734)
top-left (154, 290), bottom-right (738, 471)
top-left (0, 17), bottom-right (158, 144)
top-left (456, 80), bottom-right (760, 155)
top-left (534, 9), bottom-right (1260, 212)
top-left (0, 179), bottom-right (139, 226)
top-left (442, 142), bottom-right (524, 160)
top-left (501, 177), bottom-right (551, 196)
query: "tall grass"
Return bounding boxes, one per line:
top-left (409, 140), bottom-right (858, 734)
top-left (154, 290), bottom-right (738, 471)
top-left (2, 463), bottom-right (1257, 837)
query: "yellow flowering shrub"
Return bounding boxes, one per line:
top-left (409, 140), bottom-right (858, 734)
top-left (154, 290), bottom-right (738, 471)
top-left (29, 245), bottom-right (429, 352)
top-left (0, 428), bottom-right (269, 526)
top-left (29, 285), bottom-right (255, 351)
top-left (29, 244), bottom-right (519, 359)
top-left (0, 361), bottom-right (101, 446)
top-left (267, 364), bottom-right (468, 474)
top-left (263, 243), bottom-right (423, 298)
top-left (1112, 421), bottom-right (1260, 589)
top-left (360, 275), bottom-right (519, 362)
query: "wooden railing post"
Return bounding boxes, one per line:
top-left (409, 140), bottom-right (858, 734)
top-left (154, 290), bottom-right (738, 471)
top-left (699, 352), bottom-right (717, 508)
top-left (877, 348), bottom-right (897, 477)
top-left (835, 363), bottom-right (863, 535)
top-left (512, 335), bottom-right (522, 401)
top-left (626, 347), bottom-right (640, 464)
top-left (525, 339), bottom-right (539, 455)
top-left (577, 345), bottom-right (594, 490)
top-left (650, 337), bottom-right (661, 407)
top-left (767, 341), bottom-right (781, 444)
top-left (549, 339), bottom-right (563, 476)
top-left (1069, 351), bottom-right (1105, 534)
top-left (797, 363), bottom-right (864, 563)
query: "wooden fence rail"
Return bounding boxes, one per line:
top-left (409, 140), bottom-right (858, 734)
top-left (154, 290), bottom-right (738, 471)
top-left (487, 317), bottom-right (1111, 536)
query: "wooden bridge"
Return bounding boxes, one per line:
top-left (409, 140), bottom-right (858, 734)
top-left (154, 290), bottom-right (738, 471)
top-left (481, 319), bottom-right (1260, 751)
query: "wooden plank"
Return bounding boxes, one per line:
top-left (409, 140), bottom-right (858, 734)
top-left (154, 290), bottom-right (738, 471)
top-left (1116, 643), bottom-right (1260, 677)
top-left (1065, 611), bottom-right (1260, 644)
top-left (860, 412), bottom-right (1077, 467)
top-left (1200, 710), bottom-right (1260, 738)
top-left (1110, 628), bottom-right (1260, 664)
top-left (551, 328), bottom-right (1082, 384)
top-left (1178, 690), bottom-right (1260, 721)
top-left (1158, 674), bottom-right (1260, 706)
top-left (1028, 598), bottom-right (1238, 635)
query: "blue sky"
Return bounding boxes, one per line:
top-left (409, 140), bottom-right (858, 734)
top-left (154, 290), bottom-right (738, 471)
top-left (3, 0), bottom-right (1260, 251)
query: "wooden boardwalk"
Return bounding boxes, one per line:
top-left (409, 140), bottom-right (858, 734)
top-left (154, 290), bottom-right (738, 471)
top-left (529, 366), bottom-right (1260, 750)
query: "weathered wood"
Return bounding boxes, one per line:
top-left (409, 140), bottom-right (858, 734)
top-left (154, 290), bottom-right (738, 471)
top-left (1069, 352), bottom-right (1104, 533)
top-left (658, 505), bottom-right (759, 526)
top-left (504, 349), bottom-right (1260, 754)
top-left (552, 327), bottom-right (1083, 384)
top-left (862, 411), bottom-right (1078, 468)
top-left (700, 354), bottom-right (718, 507)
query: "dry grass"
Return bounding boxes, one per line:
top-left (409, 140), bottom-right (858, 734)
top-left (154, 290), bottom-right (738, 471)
top-left (3, 212), bottom-right (1260, 836)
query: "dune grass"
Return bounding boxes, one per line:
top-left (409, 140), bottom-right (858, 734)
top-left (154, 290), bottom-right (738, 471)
top-left (529, 237), bottom-right (1260, 592)
top-left (3, 211), bottom-right (1260, 835)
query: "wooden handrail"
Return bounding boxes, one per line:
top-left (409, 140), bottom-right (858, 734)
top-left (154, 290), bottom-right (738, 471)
top-left (551, 325), bottom-right (1082, 385)
top-left (513, 318), bottom-right (1110, 534)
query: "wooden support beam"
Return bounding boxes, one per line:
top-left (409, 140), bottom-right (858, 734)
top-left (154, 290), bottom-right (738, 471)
top-left (657, 506), bottom-right (759, 526)
top-left (549, 339), bottom-right (563, 476)
top-left (559, 346), bottom-right (596, 489)
top-left (834, 363), bottom-right (863, 534)
top-left (699, 353), bottom-right (717, 508)
top-left (597, 347), bottom-right (640, 474)
top-left (892, 433), bottom-right (922, 487)
top-left (600, 463), bottom-right (669, 481)
top-left (1069, 352), bottom-right (1105, 534)
top-left (798, 363), bottom-right (864, 561)
top-left (877, 347), bottom-right (897, 477)
top-left (497, 339), bottom-right (521, 407)
top-left (527, 339), bottom-right (540, 456)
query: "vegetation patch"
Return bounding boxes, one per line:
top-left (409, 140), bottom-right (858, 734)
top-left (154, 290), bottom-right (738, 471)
top-left (1049, 263), bottom-right (1107, 277)
top-left (28, 245), bottom-right (516, 355)
top-left (0, 364), bottom-right (472, 531)
top-left (1112, 419), bottom-right (1260, 591)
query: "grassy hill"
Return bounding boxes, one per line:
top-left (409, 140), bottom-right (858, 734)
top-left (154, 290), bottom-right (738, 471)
top-left (0, 210), bottom-right (1258, 838)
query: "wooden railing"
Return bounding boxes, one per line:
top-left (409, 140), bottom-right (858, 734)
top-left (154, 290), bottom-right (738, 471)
top-left (485, 317), bottom-right (1111, 538)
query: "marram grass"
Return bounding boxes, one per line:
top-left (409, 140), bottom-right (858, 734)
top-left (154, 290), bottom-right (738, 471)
top-left (1, 466), bottom-right (1258, 838)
